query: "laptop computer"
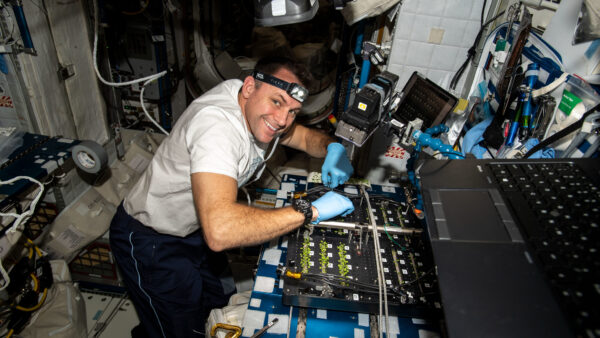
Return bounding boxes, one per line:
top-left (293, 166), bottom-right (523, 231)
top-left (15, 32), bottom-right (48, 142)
top-left (418, 158), bottom-right (600, 337)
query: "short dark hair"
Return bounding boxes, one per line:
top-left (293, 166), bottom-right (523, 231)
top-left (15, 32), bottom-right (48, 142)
top-left (254, 56), bottom-right (312, 88)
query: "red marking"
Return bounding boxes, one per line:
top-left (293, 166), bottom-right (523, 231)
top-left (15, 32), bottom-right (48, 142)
top-left (0, 96), bottom-right (13, 108)
top-left (384, 146), bottom-right (406, 159)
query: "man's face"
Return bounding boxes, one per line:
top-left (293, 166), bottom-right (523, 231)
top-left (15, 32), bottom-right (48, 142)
top-left (240, 68), bottom-right (303, 144)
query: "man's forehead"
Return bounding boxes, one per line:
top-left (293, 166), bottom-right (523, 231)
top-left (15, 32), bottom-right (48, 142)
top-left (257, 78), bottom-right (302, 109)
top-left (272, 90), bottom-right (302, 110)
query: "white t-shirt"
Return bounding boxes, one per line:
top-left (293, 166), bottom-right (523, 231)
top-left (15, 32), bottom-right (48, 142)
top-left (123, 80), bottom-right (269, 237)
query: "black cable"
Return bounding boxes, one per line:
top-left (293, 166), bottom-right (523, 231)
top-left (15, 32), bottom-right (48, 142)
top-left (450, 9), bottom-right (506, 90)
top-left (524, 103), bottom-right (600, 158)
top-left (204, 0), bottom-right (226, 81)
top-left (265, 167), bottom-right (281, 185)
top-left (438, 151), bottom-right (466, 159)
top-left (304, 273), bottom-right (379, 289)
top-left (167, 9), bottom-right (181, 81)
top-left (320, 279), bottom-right (391, 296)
top-left (208, 0), bottom-right (214, 58)
top-left (212, 53), bottom-right (227, 81)
top-left (397, 268), bottom-right (435, 287)
top-left (301, 270), bottom-right (437, 298)
top-left (304, 186), bottom-right (407, 208)
top-left (481, 0), bottom-right (487, 26)
top-left (305, 186), bottom-right (360, 199)
top-left (369, 196), bottom-right (403, 205)
top-left (301, 273), bottom-right (407, 297)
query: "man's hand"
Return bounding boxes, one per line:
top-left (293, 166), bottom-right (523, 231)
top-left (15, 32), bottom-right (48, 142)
top-left (321, 143), bottom-right (353, 188)
top-left (311, 191), bottom-right (354, 223)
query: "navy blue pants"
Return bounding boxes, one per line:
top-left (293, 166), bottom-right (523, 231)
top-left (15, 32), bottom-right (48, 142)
top-left (109, 203), bottom-right (231, 338)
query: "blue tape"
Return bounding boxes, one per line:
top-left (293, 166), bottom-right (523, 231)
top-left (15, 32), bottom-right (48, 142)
top-left (0, 54), bottom-right (7, 74)
top-left (585, 39), bottom-right (600, 60)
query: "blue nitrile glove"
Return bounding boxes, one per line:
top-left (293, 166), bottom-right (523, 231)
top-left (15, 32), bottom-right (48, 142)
top-left (321, 143), bottom-right (353, 188)
top-left (522, 138), bottom-right (555, 158)
top-left (312, 191), bottom-right (354, 224)
top-left (462, 117), bottom-right (493, 159)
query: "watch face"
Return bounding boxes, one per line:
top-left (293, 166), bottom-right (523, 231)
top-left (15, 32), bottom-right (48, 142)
top-left (293, 199), bottom-right (312, 224)
top-left (294, 199), bottom-right (311, 210)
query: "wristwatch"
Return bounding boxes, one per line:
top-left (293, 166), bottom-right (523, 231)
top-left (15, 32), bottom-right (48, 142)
top-left (292, 198), bottom-right (313, 225)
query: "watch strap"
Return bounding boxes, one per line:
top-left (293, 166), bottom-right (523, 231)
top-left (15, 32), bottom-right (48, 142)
top-left (292, 199), bottom-right (313, 225)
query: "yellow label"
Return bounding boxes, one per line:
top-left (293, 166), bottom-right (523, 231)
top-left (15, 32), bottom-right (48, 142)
top-left (358, 102), bottom-right (367, 111)
top-left (453, 98), bottom-right (469, 112)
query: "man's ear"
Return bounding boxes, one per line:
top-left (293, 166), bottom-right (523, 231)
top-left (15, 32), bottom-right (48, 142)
top-left (241, 76), bottom-right (255, 99)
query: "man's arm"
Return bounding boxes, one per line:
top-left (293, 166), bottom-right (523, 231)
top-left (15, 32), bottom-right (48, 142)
top-left (192, 171), bottom-right (355, 252)
top-left (192, 172), bottom-right (308, 252)
top-left (280, 123), bottom-right (335, 158)
top-left (192, 172), bottom-right (305, 251)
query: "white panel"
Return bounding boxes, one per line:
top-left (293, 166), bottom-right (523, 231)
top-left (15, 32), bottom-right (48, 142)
top-left (387, 0), bottom-right (485, 93)
top-left (440, 18), bottom-right (468, 46)
top-left (443, 0), bottom-right (468, 18)
top-left (427, 69), bottom-right (451, 87)
top-left (46, 0), bottom-right (109, 144)
top-left (409, 42), bottom-right (434, 68)
top-left (389, 40), bottom-right (409, 65)
top-left (358, 313), bottom-right (369, 327)
top-left (18, 0), bottom-right (78, 138)
top-left (464, 21), bottom-right (482, 45)
top-left (402, 0), bottom-right (419, 12)
top-left (316, 309), bottom-right (327, 319)
top-left (410, 15), bottom-right (442, 41)
top-left (11, 1), bottom-right (109, 142)
top-left (416, 0), bottom-right (445, 18)
top-left (267, 313), bottom-right (288, 334)
top-left (249, 298), bottom-right (262, 308)
top-left (262, 247), bottom-right (282, 266)
top-left (431, 45), bottom-right (459, 70)
top-left (253, 276), bottom-right (276, 293)
top-left (242, 309), bottom-right (266, 338)
top-left (467, 2), bottom-right (482, 21)
top-left (396, 13), bottom-right (415, 40)
top-left (412, 318), bottom-right (426, 324)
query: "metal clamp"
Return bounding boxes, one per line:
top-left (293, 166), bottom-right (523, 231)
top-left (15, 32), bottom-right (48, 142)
top-left (210, 323), bottom-right (242, 338)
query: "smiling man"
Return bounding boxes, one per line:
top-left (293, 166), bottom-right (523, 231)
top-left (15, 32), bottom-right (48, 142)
top-left (109, 56), bottom-right (355, 337)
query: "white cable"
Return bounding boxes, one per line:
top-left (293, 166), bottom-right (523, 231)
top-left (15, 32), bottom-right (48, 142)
top-left (362, 186), bottom-right (389, 338)
top-left (521, 0), bottom-right (559, 11)
top-left (377, 226), bottom-right (390, 338)
top-left (286, 305), bottom-right (293, 338)
top-left (376, 212), bottom-right (389, 338)
top-left (532, 72), bottom-right (568, 98)
top-left (0, 5), bottom-right (15, 44)
top-left (92, 0), bottom-right (166, 87)
top-left (241, 187), bottom-right (251, 206)
top-left (0, 176), bottom-right (45, 291)
top-left (0, 258), bottom-right (9, 291)
top-left (242, 136), bottom-right (282, 200)
top-left (0, 176), bottom-right (44, 233)
top-left (91, 0), bottom-right (169, 135)
top-left (264, 136), bottom-right (280, 163)
top-left (140, 79), bottom-right (169, 135)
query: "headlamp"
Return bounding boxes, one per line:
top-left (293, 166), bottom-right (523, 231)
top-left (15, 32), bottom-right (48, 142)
top-left (253, 71), bottom-right (308, 103)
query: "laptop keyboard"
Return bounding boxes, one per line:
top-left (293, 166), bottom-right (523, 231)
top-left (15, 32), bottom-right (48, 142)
top-left (488, 162), bottom-right (600, 336)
